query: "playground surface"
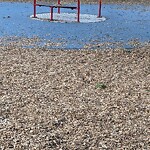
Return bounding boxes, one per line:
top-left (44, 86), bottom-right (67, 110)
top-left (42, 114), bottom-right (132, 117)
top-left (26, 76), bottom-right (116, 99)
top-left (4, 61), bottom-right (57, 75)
top-left (0, 2), bottom-right (150, 49)
top-left (1, 41), bottom-right (150, 150)
top-left (1, 1), bottom-right (150, 149)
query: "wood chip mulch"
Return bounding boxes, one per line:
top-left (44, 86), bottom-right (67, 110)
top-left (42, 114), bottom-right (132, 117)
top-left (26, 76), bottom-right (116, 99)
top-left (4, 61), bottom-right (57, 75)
top-left (0, 40), bottom-right (150, 149)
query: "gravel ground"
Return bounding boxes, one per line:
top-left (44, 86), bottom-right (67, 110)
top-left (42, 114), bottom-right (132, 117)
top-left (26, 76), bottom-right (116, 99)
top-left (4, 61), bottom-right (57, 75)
top-left (0, 39), bottom-right (150, 149)
top-left (0, 0), bottom-right (150, 149)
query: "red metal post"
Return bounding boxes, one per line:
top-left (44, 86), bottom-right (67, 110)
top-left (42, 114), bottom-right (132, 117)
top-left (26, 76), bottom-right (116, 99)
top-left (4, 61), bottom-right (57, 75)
top-left (98, 0), bottom-right (102, 18)
top-left (58, 0), bottom-right (60, 14)
top-left (77, 0), bottom-right (80, 22)
top-left (33, 0), bottom-right (36, 17)
top-left (50, 6), bottom-right (54, 21)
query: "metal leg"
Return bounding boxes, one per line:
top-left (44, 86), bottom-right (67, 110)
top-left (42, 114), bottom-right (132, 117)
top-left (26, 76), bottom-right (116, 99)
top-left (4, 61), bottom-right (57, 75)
top-left (50, 6), bottom-right (54, 21)
top-left (77, 0), bottom-right (80, 22)
top-left (58, 0), bottom-right (60, 13)
top-left (98, 0), bottom-right (102, 18)
top-left (33, 0), bottom-right (36, 18)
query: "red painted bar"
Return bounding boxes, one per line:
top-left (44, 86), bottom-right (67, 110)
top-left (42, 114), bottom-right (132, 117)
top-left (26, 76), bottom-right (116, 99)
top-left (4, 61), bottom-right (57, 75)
top-left (98, 0), bottom-right (102, 18)
top-left (33, 0), bottom-right (36, 17)
top-left (58, 0), bottom-right (60, 14)
top-left (50, 6), bottom-right (54, 21)
top-left (77, 0), bottom-right (80, 22)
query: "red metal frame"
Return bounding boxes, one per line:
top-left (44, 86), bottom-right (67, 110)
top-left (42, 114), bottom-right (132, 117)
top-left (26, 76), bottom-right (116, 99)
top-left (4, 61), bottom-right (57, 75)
top-left (33, 0), bottom-right (102, 22)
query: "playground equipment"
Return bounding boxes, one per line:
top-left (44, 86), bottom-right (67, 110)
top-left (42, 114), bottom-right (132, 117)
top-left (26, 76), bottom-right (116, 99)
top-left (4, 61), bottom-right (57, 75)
top-left (33, 0), bottom-right (102, 22)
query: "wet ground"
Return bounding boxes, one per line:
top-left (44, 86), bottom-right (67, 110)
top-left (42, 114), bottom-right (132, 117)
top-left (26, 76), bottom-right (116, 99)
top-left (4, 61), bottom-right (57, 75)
top-left (0, 2), bottom-right (150, 49)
